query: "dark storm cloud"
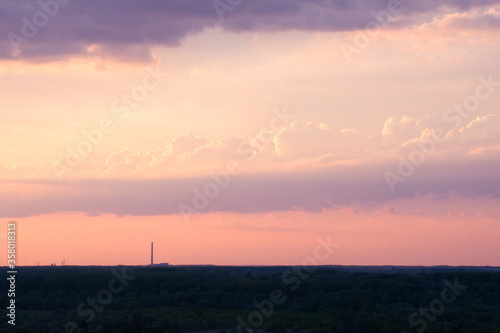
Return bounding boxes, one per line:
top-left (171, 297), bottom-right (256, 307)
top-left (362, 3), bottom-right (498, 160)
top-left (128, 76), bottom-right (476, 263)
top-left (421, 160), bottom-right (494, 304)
top-left (1, 0), bottom-right (499, 61)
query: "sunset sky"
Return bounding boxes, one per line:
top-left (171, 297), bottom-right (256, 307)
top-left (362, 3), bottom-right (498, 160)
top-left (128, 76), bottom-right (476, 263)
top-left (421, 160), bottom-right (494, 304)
top-left (1, 0), bottom-right (500, 266)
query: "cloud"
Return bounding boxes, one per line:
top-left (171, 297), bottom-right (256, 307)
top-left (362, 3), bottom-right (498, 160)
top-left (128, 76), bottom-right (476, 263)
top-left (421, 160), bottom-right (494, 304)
top-left (2, 0), bottom-right (500, 61)
top-left (1, 156), bottom-right (500, 218)
top-left (166, 135), bottom-right (210, 157)
top-left (381, 114), bottom-right (500, 158)
top-left (469, 146), bottom-right (500, 156)
top-left (2, 113), bottom-right (500, 218)
top-left (2, 112), bottom-right (499, 219)
top-left (382, 115), bottom-right (422, 139)
top-left (274, 120), bottom-right (357, 159)
top-left (421, 7), bottom-right (500, 31)
top-left (382, 115), bottom-right (448, 143)
top-left (0, 113), bottom-right (495, 180)
top-left (445, 114), bottom-right (500, 146)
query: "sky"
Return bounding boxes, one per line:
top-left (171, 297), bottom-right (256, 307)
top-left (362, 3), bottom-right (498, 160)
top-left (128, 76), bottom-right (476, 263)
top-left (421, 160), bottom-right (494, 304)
top-left (1, 0), bottom-right (500, 266)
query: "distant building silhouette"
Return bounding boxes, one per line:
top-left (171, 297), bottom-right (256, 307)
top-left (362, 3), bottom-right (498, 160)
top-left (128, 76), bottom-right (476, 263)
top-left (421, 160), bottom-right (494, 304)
top-left (149, 241), bottom-right (168, 267)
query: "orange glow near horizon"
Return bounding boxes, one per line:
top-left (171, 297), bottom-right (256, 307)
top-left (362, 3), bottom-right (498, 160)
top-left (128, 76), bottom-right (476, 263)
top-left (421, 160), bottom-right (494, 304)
top-left (4, 209), bottom-right (499, 267)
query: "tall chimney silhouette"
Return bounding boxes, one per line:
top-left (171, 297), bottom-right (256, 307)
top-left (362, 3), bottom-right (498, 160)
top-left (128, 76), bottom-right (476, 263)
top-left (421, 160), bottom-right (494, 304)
top-left (151, 242), bottom-right (153, 265)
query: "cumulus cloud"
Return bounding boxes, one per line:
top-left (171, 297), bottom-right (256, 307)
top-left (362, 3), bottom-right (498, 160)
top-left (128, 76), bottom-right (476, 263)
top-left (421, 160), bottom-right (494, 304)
top-left (2, 112), bottom-right (500, 217)
top-left (2, 0), bottom-right (500, 61)
top-left (2, 112), bottom-right (499, 219)
top-left (382, 115), bottom-right (448, 143)
top-left (379, 113), bottom-right (500, 157)
top-left (421, 7), bottom-right (500, 31)
top-left (445, 114), bottom-right (500, 146)
top-left (11, 113), bottom-right (492, 180)
top-left (166, 135), bottom-right (210, 158)
top-left (274, 120), bottom-right (357, 158)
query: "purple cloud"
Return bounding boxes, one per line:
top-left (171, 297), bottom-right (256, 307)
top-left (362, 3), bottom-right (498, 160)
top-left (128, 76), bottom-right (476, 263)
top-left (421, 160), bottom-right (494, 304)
top-left (1, 157), bottom-right (499, 218)
top-left (1, 0), bottom-right (499, 61)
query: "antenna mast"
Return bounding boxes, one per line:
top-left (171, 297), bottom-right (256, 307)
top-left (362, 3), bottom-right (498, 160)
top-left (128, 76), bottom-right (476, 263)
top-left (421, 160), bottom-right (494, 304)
top-left (151, 242), bottom-right (153, 265)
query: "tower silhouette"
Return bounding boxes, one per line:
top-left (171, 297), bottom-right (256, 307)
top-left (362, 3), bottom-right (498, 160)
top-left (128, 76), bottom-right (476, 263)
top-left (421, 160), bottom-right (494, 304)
top-left (151, 242), bottom-right (153, 265)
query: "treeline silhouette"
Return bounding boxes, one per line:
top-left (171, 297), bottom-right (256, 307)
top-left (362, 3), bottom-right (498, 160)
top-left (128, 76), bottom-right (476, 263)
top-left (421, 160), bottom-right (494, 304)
top-left (1, 266), bottom-right (500, 333)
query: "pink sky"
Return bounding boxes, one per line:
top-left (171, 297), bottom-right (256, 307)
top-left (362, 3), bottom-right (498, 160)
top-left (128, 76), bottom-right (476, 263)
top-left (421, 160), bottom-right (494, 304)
top-left (1, 1), bottom-right (500, 266)
top-left (10, 206), bottom-right (500, 266)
